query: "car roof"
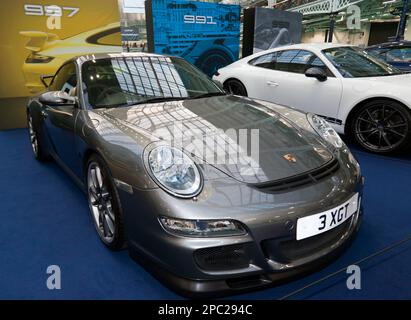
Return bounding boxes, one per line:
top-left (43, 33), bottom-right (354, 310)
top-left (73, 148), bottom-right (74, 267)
top-left (69, 52), bottom-right (166, 64)
top-left (242, 43), bottom-right (354, 61)
top-left (298, 43), bottom-right (353, 50)
top-left (248, 43), bottom-right (354, 57)
top-left (270, 43), bottom-right (353, 51)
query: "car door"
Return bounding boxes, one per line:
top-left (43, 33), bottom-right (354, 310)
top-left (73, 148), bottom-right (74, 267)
top-left (42, 62), bottom-right (80, 174)
top-left (260, 49), bottom-right (343, 121)
top-left (246, 52), bottom-right (279, 101)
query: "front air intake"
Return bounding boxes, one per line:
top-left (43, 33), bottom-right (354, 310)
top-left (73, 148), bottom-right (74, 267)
top-left (194, 245), bottom-right (250, 272)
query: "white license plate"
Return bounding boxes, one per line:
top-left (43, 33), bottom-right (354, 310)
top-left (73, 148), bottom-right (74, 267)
top-left (296, 193), bottom-right (359, 241)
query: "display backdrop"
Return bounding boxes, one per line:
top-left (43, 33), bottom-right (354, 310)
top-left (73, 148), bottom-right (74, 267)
top-left (242, 7), bottom-right (302, 57)
top-left (119, 0), bottom-right (147, 52)
top-left (146, 0), bottom-right (240, 77)
top-left (0, 0), bottom-right (121, 129)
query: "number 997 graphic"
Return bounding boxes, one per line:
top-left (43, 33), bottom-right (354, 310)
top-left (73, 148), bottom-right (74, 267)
top-left (24, 4), bottom-right (80, 17)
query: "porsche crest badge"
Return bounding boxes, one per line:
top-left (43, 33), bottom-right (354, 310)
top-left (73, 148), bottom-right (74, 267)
top-left (283, 154), bottom-right (297, 163)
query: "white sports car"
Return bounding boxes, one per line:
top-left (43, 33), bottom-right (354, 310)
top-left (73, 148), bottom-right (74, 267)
top-left (213, 43), bottom-right (411, 154)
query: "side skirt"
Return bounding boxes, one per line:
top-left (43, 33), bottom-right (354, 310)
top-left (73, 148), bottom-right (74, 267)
top-left (51, 152), bottom-right (87, 194)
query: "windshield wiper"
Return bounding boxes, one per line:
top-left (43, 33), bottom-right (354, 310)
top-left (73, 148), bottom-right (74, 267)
top-left (102, 97), bottom-right (188, 108)
top-left (378, 72), bottom-right (404, 76)
top-left (137, 96), bottom-right (190, 104)
top-left (96, 102), bottom-right (137, 109)
top-left (191, 92), bottom-right (227, 99)
top-left (135, 93), bottom-right (225, 104)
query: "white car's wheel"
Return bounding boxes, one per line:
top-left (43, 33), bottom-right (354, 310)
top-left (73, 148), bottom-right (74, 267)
top-left (223, 79), bottom-right (248, 96)
top-left (351, 100), bottom-right (411, 154)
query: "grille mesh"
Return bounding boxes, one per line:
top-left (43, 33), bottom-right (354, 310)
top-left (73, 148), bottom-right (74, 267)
top-left (194, 245), bottom-right (250, 271)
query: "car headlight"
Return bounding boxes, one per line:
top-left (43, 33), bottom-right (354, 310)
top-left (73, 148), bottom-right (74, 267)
top-left (25, 53), bottom-right (54, 63)
top-left (160, 217), bottom-right (246, 237)
top-left (307, 114), bottom-right (343, 148)
top-left (147, 146), bottom-right (202, 197)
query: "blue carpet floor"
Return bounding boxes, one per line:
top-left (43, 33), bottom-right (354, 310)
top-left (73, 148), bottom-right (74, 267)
top-left (0, 129), bottom-right (410, 299)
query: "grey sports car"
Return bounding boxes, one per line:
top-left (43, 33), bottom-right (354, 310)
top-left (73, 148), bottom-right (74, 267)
top-left (27, 52), bottom-right (364, 297)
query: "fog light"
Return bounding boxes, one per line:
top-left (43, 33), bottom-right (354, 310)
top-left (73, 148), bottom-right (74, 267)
top-left (160, 217), bottom-right (246, 237)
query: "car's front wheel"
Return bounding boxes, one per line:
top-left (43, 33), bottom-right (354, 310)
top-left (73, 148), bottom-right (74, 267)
top-left (86, 154), bottom-right (126, 250)
top-left (223, 79), bottom-right (248, 96)
top-left (350, 99), bottom-right (411, 154)
top-left (27, 112), bottom-right (47, 161)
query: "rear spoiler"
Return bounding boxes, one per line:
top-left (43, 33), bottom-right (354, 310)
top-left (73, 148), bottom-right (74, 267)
top-left (19, 31), bottom-right (59, 52)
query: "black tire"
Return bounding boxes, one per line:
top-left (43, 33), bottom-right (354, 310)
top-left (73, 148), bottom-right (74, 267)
top-left (349, 99), bottom-right (411, 154)
top-left (223, 79), bottom-right (248, 97)
top-left (27, 111), bottom-right (48, 161)
top-left (86, 154), bottom-right (126, 250)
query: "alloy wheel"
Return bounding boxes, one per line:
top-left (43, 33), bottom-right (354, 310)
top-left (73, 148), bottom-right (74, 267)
top-left (28, 114), bottom-right (39, 156)
top-left (354, 104), bottom-right (409, 152)
top-left (87, 161), bottom-right (116, 243)
top-left (224, 80), bottom-right (247, 96)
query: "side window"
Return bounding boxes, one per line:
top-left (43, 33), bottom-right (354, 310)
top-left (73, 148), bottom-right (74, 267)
top-left (249, 52), bottom-right (277, 69)
top-left (386, 47), bottom-right (411, 63)
top-left (250, 49), bottom-right (334, 76)
top-left (309, 56), bottom-right (334, 77)
top-left (275, 50), bottom-right (304, 73)
top-left (275, 49), bottom-right (334, 76)
top-left (276, 50), bottom-right (314, 73)
top-left (50, 63), bottom-right (77, 94)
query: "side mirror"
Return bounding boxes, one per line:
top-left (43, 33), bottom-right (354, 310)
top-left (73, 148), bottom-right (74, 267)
top-left (39, 91), bottom-right (77, 106)
top-left (305, 67), bottom-right (327, 82)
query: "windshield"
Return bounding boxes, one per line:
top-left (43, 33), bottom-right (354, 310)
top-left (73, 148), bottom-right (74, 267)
top-left (322, 47), bottom-right (402, 78)
top-left (81, 56), bottom-right (224, 109)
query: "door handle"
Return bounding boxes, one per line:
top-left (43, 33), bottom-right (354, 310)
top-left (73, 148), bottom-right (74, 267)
top-left (266, 80), bottom-right (279, 87)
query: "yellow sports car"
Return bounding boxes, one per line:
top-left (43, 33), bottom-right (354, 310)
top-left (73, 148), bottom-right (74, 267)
top-left (20, 22), bottom-right (122, 93)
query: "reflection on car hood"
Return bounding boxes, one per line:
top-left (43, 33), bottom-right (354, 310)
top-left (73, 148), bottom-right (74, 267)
top-left (98, 95), bottom-right (333, 184)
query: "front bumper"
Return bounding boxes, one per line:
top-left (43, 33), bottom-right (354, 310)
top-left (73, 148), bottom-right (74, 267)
top-left (119, 160), bottom-right (364, 297)
top-left (131, 210), bottom-right (362, 298)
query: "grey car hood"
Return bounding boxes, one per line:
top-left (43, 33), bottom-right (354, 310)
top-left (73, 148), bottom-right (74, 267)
top-left (97, 95), bottom-right (333, 184)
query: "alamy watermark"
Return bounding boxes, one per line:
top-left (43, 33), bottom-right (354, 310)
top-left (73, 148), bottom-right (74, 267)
top-left (151, 121), bottom-right (261, 176)
top-left (46, 265), bottom-right (61, 290)
top-left (346, 5), bottom-right (362, 30)
top-left (346, 264), bottom-right (361, 290)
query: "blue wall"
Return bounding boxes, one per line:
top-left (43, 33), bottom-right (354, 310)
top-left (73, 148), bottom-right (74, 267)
top-left (150, 0), bottom-right (240, 76)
